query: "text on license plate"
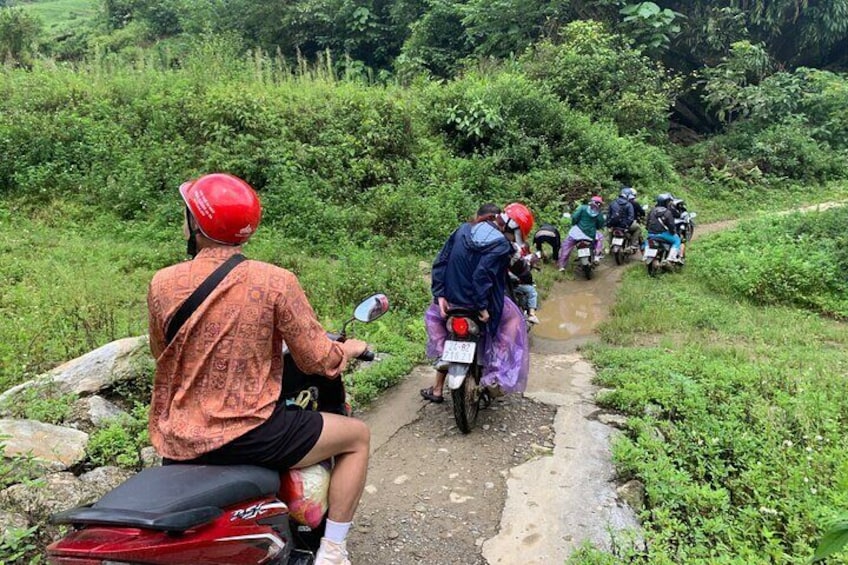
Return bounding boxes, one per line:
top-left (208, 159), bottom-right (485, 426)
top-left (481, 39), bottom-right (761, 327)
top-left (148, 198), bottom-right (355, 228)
top-left (442, 340), bottom-right (476, 363)
top-left (612, 238), bottom-right (624, 246)
top-left (644, 248), bottom-right (658, 258)
top-left (577, 247), bottom-right (591, 258)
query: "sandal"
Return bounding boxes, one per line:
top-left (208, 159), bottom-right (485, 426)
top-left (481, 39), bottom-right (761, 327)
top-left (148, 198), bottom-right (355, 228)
top-left (420, 387), bottom-right (444, 403)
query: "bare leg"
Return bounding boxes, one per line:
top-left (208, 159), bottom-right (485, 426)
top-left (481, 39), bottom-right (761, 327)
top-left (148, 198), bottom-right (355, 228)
top-left (433, 370), bottom-right (446, 397)
top-left (293, 413), bottom-right (370, 522)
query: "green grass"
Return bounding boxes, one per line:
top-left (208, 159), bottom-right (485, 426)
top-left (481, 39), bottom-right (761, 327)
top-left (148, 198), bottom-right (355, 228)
top-left (0, 198), bottom-right (429, 401)
top-left (15, 0), bottom-right (97, 31)
top-left (576, 219), bottom-right (848, 564)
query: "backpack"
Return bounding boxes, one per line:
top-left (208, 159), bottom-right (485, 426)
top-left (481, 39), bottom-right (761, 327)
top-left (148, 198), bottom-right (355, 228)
top-left (647, 206), bottom-right (670, 233)
top-left (606, 199), bottom-right (624, 227)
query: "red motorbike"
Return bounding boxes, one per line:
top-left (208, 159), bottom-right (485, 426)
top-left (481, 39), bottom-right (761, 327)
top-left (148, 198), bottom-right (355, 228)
top-left (46, 293), bottom-right (389, 565)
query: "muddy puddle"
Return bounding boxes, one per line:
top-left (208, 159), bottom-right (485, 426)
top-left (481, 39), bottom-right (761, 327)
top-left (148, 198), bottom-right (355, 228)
top-left (530, 258), bottom-right (625, 353)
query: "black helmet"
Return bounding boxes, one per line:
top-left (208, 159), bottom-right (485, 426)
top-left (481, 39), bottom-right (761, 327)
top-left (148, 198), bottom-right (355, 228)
top-left (656, 193), bottom-right (673, 206)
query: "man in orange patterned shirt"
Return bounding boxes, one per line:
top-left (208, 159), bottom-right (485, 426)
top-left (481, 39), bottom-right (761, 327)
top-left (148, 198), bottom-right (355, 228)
top-left (147, 173), bottom-right (368, 565)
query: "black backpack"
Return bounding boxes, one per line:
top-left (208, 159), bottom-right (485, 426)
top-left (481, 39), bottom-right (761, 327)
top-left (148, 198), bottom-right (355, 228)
top-left (606, 199), bottom-right (624, 227)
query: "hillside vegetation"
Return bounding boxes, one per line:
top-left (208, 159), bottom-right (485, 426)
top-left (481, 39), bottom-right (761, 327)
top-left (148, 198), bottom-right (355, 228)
top-left (0, 0), bottom-right (847, 562)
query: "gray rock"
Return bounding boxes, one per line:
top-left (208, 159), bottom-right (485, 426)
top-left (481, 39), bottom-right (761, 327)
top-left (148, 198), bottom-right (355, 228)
top-left (616, 479), bottom-right (645, 511)
top-left (69, 395), bottom-right (127, 429)
top-left (0, 510), bottom-right (29, 542)
top-left (140, 446), bottom-right (162, 468)
top-left (80, 466), bottom-right (136, 498)
top-left (0, 336), bottom-right (150, 410)
top-left (0, 472), bottom-right (93, 518)
top-left (598, 413), bottom-right (629, 428)
top-left (0, 419), bottom-right (88, 471)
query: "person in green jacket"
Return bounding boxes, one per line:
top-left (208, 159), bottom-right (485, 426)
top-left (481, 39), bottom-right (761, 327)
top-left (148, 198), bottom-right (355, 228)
top-left (557, 195), bottom-right (606, 271)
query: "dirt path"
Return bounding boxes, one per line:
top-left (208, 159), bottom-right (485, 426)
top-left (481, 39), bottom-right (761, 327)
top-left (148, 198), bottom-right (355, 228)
top-left (347, 200), bottom-right (848, 563)
top-left (348, 260), bottom-right (639, 564)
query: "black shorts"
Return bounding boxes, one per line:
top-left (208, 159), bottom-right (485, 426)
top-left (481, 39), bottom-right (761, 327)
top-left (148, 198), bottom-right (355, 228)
top-left (163, 402), bottom-right (324, 471)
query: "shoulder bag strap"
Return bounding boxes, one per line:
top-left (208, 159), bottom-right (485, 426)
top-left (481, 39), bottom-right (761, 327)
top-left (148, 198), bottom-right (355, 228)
top-left (165, 254), bottom-right (246, 345)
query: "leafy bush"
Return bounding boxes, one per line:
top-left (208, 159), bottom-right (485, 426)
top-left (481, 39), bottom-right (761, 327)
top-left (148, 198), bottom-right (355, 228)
top-left (519, 21), bottom-right (681, 138)
top-left (86, 404), bottom-right (150, 469)
top-left (697, 208), bottom-right (848, 317)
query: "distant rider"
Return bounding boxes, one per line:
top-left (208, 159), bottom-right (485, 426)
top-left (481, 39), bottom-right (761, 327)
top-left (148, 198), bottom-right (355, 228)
top-left (606, 188), bottom-right (639, 250)
top-left (557, 196), bottom-right (606, 272)
top-left (532, 223), bottom-right (562, 262)
top-left (646, 192), bottom-right (683, 264)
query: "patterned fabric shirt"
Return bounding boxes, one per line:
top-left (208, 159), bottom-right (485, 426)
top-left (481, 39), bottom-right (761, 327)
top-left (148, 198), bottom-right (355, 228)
top-left (147, 246), bottom-right (345, 460)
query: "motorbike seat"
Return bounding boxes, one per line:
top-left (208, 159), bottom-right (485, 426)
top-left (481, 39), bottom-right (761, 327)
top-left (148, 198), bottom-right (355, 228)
top-left (52, 464), bottom-right (280, 532)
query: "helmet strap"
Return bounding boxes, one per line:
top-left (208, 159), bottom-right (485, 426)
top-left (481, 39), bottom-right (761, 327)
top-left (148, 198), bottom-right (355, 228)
top-left (185, 207), bottom-right (200, 258)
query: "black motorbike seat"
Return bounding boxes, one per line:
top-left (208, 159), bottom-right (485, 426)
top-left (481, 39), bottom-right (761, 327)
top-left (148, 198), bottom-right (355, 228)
top-left (52, 464), bottom-right (280, 532)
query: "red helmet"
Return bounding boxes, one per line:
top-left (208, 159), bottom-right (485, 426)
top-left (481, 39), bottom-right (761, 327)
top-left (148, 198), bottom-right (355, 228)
top-left (590, 195), bottom-right (604, 206)
top-left (503, 202), bottom-right (535, 239)
top-left (180, 173), bottom-right (262, 245)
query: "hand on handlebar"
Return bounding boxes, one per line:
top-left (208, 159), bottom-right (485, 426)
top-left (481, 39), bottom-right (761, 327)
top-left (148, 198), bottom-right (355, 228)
top-left (342, 339), bottom-right (369, 360)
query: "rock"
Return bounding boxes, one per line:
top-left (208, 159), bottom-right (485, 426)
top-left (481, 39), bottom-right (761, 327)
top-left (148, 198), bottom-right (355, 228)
top-left (393, 475), bottom-right (409, 485)
top-left (0, 419), bottom-right (88, 471)
top-left (140, 446), bottom-right (162, 468)
top-left (0, 510), bottom-right (29, 542)
top-left (69, 395), bottom-right (127, 429)
top-left (598, 413), bottom-right (629, 428)
top-left (617, 479), bottom-right (646, 511)
top-left (530, 443), bottom-right (554, 456)
top-left (0, 472), bottom-right (93, 518)
top-left (79, 466), bottom-right (136, 497)
top-left (0, 336), bottom-right (150, 411)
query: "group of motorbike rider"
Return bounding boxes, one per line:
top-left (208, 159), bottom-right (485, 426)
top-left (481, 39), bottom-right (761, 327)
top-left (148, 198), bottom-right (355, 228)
top-left (543, 188), bottom-right (688, 271)
top-left (138, 171), bottom-right (689, 565)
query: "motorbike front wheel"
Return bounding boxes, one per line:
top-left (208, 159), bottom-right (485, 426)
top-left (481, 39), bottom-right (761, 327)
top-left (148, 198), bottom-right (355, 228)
top-left (452, 362), bottom-right (481, 434)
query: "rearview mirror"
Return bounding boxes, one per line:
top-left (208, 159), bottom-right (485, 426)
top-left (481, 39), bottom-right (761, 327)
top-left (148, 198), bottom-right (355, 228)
top-left (353, 293), bottom-right (389, 323)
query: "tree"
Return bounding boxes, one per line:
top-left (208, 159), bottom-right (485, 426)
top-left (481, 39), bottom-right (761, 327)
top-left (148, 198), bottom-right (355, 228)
top-left (0, 8), bottom-right (42, 66)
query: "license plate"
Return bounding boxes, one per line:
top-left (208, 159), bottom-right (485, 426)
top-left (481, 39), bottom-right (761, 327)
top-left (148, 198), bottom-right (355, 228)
top-left (442, 340), bottom-right (476, 363)
top-left (577, 247), bottom-right (591, 258)
top-left (644, 248), bottom-right (658, 259)
top-left (612, 237), bottom-right (624, 246)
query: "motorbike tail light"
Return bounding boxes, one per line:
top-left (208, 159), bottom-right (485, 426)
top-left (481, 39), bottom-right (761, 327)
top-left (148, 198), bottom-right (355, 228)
top-left (451, 317), bottom-right (470, 337)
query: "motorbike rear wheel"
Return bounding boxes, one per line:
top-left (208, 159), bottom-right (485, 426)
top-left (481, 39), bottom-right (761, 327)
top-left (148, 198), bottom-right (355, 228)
top-left (452, 362), bottom-right (481, 434)
top-left (647, 258), bottom-right (660, 277)
top-left (582, 263), bottom-right (593, 280)
top-left (613, 247), bottom-right (623, 265)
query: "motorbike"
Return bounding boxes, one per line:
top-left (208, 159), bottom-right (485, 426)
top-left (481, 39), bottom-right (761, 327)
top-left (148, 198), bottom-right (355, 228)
top-left (643, 237), bottom-right (687, 277)
top-left (609, 227), bottom-right (638, 265)
top-left (46, 293), bottom-right (389, 565)
top-left (574, 238), bottom-right (596, 279)
top-left (440, 308), bottom-right (489, 434)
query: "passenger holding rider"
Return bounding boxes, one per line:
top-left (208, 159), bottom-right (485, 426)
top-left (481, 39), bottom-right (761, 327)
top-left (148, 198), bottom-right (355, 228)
top-left (147, 173), bottom-right (369, 565)
top-left (646, 192), bottom-right (684, 264)
top-left (422, 202), bottom-right (533, 403)
top-left (606, 187), bottom-right (641, 251)
top-left (557, 195), bottom-right (606, 272)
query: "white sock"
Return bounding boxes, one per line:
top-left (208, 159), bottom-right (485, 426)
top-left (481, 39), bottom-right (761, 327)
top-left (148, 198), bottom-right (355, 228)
top-left (324, 519), bottom-right (352, 544)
